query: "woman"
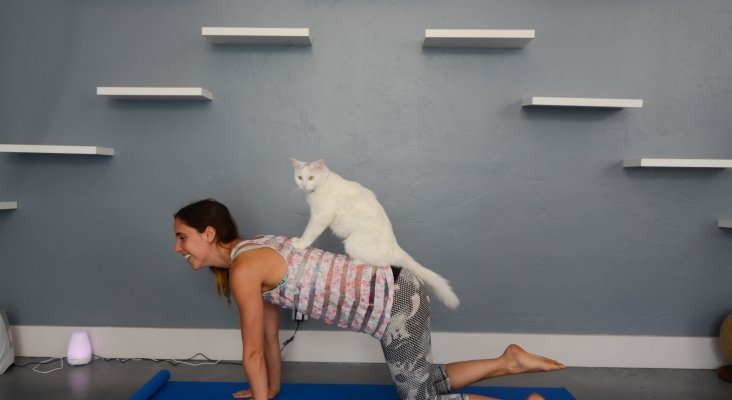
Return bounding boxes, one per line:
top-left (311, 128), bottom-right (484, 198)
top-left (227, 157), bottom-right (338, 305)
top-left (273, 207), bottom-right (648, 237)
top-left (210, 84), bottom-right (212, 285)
top-left (174, 199), bottom-right (564, 400)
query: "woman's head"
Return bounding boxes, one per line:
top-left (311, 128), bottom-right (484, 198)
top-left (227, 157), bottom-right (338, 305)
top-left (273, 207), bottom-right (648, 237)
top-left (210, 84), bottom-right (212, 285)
top-left (174, 198), bottom-right (239, 245)
top-left (174, 199), bottom-right (238, 303)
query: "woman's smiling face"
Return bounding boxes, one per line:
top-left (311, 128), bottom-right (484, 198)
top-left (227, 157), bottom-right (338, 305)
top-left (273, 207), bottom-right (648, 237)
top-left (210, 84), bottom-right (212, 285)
top-left (174, 218), bottom-right (214, 270)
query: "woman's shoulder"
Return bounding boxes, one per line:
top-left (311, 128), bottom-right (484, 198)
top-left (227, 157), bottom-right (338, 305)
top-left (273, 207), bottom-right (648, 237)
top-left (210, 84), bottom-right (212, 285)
top-left (230, 244), bottom-right (271, 273)
top-left (251, 234), bottom-right (290, 241)
top-left (231, 240), bottom-right (286, 276)
top-left (252, 234), bottom-right (293, 247)
top-left (230, 235), bottom-right (293, 267)
top-left (232, 235), bottom-right (291, 260)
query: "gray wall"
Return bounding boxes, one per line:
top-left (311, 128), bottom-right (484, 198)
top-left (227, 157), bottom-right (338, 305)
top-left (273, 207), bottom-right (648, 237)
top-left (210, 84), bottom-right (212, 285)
top-left (1, 0), bottom-right (731, 337)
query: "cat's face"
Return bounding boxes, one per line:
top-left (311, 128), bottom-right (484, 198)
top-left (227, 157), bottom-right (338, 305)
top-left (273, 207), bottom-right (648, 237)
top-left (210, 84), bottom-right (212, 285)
top-left (291, 158), bottom-right (327, 192)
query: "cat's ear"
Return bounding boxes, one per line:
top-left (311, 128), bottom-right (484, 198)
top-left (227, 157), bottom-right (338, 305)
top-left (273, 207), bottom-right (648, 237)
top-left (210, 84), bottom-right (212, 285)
top-left (312, 159), bottom-right (326, 170)
top-left (290, 158), bottom-right (305, 168)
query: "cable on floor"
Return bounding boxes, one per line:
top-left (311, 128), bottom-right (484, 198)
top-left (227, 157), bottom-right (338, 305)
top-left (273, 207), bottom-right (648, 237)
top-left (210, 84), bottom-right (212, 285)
top-left (12, 321), bottom-right (303, 374)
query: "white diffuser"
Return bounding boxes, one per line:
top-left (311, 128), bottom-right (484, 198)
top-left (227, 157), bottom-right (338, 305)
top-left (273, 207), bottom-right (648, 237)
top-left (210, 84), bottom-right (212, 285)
top-left (66, 331), bottom-right (92, 366)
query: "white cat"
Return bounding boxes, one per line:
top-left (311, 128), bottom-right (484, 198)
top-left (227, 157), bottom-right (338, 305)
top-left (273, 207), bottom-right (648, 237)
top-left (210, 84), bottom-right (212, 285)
top-left (290, 158), bottom-right (460, 309)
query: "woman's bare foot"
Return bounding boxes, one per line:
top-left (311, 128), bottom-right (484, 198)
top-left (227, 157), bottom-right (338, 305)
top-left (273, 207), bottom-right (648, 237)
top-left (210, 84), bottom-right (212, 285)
top-left (527, 393), bottom-right (545, 400)
top-left (444, 344), bottom-right (565, 391)
top-left (503, 344), bottom-right (565, 374)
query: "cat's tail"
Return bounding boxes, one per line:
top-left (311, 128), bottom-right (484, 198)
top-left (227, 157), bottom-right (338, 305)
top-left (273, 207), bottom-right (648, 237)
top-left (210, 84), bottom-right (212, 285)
top-left (394, 247), bottom-right (460, 309)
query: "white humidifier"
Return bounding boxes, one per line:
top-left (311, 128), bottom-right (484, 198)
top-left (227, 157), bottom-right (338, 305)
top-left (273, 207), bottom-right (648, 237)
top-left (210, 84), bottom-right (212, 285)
top-left (66, 330), bottom-right (92, 366)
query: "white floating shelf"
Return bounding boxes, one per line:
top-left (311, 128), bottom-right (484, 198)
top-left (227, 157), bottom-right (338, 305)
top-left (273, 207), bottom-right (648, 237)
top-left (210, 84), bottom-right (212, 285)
top-left (0, 202), bottom-right (17, 210)
top-left (0, 144), bottom-right (115, 156)
top-left (521, 97), bottom-right (643, 108)
top-left (202, 27), bottom-right (311, 45)
top-left (719, 220), bottom-right (732, 229)
top-left (423, 29), bottom-right (535, 48)
top-left (97, 87), bottom-right (213, 101)
top-left (623, 159), bottom-right (732, 168)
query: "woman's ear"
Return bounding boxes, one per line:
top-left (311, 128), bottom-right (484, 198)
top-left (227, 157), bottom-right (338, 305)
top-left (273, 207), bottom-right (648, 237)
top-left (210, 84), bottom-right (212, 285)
top-left (204, 225), bottom-right (217, 243)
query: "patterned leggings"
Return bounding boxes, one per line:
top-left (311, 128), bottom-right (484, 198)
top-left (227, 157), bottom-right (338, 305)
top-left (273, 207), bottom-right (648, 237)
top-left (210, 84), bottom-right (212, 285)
top-left (380, 269), bottom-right (468, 400)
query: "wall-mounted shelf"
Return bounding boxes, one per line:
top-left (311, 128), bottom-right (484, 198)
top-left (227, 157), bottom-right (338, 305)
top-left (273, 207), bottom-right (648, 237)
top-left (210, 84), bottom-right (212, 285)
top-left (719, 220), bottom-right (732, 229)
top-left (0, 202), bottom-right (17, 210)
top-left (521, 97), bottom-right (643, 108)
top-left (0, 144), bottom-right (115, 156)
top-left (97, 87), bottom-right (213, 101)
top-left (202, 27), bottom-right (311, 45)
top-left (623, 159), bottom-right (732, 168)
top-left (423, 29), bottom-right (535, 48)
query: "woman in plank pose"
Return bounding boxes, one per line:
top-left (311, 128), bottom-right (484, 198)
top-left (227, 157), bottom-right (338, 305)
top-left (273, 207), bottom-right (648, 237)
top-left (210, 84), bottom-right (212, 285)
top-left (173, 199), bottom-right (564, 400)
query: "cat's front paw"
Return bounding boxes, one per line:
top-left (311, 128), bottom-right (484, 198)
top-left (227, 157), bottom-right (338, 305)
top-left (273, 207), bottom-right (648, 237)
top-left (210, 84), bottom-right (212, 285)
top-left (290, 237), bottom-right (307, 249)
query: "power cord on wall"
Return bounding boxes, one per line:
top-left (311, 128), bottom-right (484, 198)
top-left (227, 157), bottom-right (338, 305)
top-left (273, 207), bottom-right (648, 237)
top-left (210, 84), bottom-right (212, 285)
top-left (280, 320), bottom-right (301, 352)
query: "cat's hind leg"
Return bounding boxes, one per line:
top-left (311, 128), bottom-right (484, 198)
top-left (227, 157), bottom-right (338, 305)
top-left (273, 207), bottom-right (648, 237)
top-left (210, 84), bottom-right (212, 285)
top-left (343, 234), bottom-right (391, 266)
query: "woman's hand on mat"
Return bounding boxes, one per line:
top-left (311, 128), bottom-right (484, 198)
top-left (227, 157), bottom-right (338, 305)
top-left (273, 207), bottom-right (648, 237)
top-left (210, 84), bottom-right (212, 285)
top-left (232, 387), bottom-right (279, 399)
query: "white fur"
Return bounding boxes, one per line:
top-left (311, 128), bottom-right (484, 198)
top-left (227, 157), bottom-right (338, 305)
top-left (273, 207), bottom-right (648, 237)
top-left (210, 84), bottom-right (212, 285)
top-left (290, 158), bottom-right (460, 309)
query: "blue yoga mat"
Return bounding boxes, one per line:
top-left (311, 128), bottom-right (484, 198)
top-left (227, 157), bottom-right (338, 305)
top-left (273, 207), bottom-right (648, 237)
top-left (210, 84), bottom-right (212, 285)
top-left (130, 370), bottom-right (576, 400)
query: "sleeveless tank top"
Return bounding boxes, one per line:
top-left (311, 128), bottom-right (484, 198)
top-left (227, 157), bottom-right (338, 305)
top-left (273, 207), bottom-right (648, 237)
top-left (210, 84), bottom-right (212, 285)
top-left (230, 235), bottom-right (394, 339)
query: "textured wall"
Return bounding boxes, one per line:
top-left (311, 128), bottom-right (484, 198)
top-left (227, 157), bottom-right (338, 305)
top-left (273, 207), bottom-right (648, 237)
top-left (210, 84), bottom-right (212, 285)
top-left (1, 0), bottom-right (732, 336)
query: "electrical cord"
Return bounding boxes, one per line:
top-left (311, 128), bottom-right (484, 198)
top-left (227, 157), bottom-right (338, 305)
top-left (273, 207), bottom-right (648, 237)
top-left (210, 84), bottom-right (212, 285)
top-left (12, 353), bottom-right (239, 374)
top-left (13, 322), bottom-right (303, 374)
top-left (13, 356), bottom-right (65, 374)
top-left (91, 353), bottom-right (241, 366)
top-left (280, 320), bottom-right (301, 352)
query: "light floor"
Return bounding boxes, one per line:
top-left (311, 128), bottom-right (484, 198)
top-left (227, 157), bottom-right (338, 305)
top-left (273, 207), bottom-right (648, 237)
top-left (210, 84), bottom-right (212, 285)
top-left (1, 357), bottom-right (731, 399)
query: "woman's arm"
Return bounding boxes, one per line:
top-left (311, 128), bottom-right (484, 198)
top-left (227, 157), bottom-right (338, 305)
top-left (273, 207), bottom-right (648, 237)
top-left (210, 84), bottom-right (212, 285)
top-left (232, 302), bottom-right (281, 399)
top-left (262, 302), bottom-right (281, 397)
top-left (230, 254), bottom-right (270, 400)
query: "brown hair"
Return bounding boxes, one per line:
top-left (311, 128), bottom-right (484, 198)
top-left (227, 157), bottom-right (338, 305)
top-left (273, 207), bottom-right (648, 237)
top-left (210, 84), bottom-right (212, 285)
top-left (175, 199), bottom-right (239, 304)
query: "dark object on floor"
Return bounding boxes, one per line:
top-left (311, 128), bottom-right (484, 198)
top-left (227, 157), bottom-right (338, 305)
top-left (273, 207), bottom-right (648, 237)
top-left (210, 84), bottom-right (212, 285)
top-left (721, 313), bottom-right (732, 364)
top-left (719, 365), bottom-right (732, 383)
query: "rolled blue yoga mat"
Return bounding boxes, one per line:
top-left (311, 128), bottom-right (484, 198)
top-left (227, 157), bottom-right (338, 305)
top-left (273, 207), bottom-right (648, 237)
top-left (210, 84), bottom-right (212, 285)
top-left (129, 369), bottom-right (171, 400)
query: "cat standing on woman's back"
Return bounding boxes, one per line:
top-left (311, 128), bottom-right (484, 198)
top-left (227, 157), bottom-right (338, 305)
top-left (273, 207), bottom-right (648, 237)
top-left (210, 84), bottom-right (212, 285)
top-left (290, 158), bottom-right (459, 309)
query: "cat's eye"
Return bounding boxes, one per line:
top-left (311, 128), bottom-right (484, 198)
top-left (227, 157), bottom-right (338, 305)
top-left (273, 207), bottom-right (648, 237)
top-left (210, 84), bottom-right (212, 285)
top-left (298, 176), bottom-right (302, 180)
top-left (308, 176), bottom-right (314, 181)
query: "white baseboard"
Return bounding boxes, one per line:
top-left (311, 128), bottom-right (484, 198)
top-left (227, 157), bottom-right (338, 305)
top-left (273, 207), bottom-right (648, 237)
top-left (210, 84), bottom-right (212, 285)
top-left (10, 325), bottom-right (726, 369)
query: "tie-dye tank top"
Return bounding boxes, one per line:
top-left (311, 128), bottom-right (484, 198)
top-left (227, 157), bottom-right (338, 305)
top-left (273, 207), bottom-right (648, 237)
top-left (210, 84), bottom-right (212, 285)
top-left (230, 235), bottom-right (395, 339)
